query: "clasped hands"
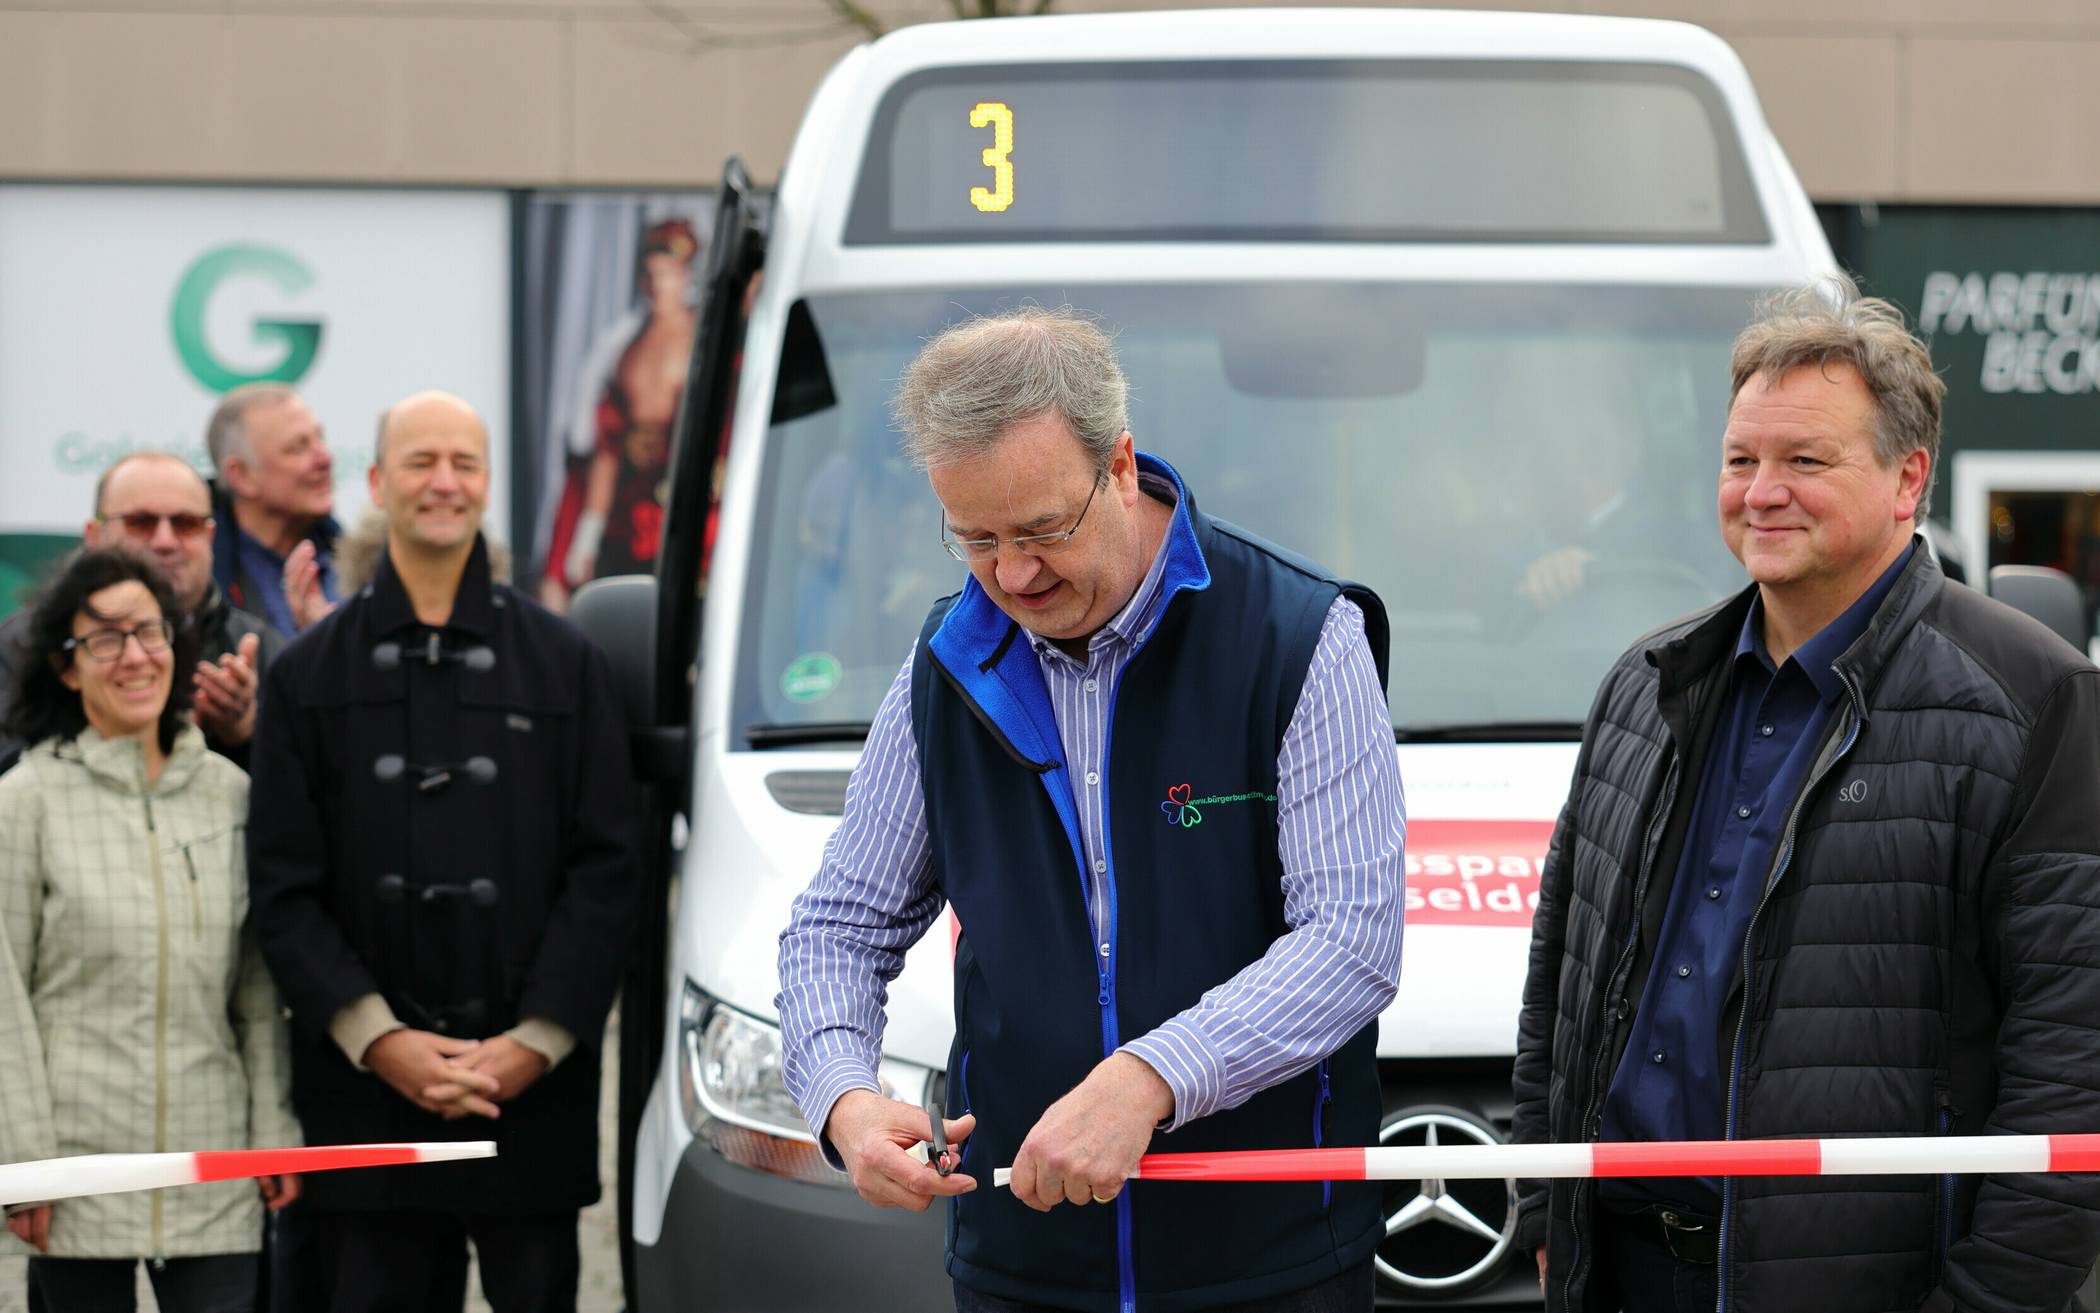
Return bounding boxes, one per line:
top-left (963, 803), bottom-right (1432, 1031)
top-left (364, 1029), bottom-right (548, 1121)
top-left (826, 1051), bottom-right (1172, 1214)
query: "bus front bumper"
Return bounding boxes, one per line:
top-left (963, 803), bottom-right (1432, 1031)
top-left (637, 1138), bottom-right (951, 1312)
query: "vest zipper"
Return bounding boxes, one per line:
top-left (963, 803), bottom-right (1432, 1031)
top-left (1717, 680), bottom-right (1863, 1313)
top-left (143, 790), bottom-right (170, 1263)
top-left (1565, 754), bottom-right (1681, 1313)
top-left (926, 650), bottom-right (1056, 774)
top-left (1100, 666), bottom-right (1134, 1313)
top-left (1314, 1059), bottom-right (1333, 1211)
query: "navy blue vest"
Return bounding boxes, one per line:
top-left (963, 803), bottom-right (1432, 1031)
top-left (910, 459), bottom-right (1389, 1312)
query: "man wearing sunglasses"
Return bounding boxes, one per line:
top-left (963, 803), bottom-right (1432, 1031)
top-left (0, 452), bottom-right (280, 770)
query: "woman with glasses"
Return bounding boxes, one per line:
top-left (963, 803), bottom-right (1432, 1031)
top-left (0, 547), bottom-right (299, 1313)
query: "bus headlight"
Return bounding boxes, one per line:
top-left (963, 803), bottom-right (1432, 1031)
top-left (677, 981), bottom-right (932, 1188)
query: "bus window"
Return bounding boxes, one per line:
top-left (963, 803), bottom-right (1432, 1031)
top-left (733, 281), bottom-right (1757, 740)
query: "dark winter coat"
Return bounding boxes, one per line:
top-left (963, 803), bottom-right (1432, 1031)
top-left (1513, 543), bottom-right (2100, 1312)
top-left (246, 534), bottom-right (639, 1214)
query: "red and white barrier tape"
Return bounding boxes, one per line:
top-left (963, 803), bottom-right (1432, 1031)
top-left (991, 1134), bottom-right (2100, 1188)
top-left (1, 1142), bottom-right (495, 1207)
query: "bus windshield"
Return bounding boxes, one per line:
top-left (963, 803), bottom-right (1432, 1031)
top-left (733, 282), bottom-right (1759, 739)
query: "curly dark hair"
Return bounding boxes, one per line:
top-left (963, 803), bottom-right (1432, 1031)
top-left (2, 546), bottom-right (200, 755)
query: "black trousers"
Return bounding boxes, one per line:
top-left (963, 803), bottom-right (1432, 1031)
top-left (29, 1254), bottom-right (258, 1313)
top-left (318, 1209), bottom-right (580, 1313)
top-left (264, 1199), bottom-right (334, 1313)
top-left (954, 1261), bottom-right (1374, 1313)
top-left (1586, 1210), bottom-right (1718, 1313)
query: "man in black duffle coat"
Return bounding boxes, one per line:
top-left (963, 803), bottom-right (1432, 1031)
top-left (1514, 279), bottom-right (2100, 1312)
top-left (247, 391), bottom-right (640, 1313)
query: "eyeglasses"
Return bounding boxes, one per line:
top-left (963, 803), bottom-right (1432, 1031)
top-left (63, 620), bottom-right (176, 662)
top-left (942, 479), bottom-right (1101, 563)
top-left (104, 512), bottom-right (212, 540)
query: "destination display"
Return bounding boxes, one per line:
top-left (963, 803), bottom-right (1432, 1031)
top-left (847, 61), bottom-right (1768, 246)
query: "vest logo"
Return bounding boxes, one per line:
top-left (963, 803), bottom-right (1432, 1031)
top-left (1838, 779), bottom-right (1868, 804)
top-left (1160, 782), bottom-right (1277, 830)
top-left (170, 244), bottom-right (325, 393)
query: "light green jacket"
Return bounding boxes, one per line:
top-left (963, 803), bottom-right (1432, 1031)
top-left (0, 725), bottom-right (298, 1259)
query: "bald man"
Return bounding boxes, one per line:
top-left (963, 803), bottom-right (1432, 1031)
top-left (246, 393), bottom-right (641, 1313)
top-left (0, 452), bottom-right (279, 769)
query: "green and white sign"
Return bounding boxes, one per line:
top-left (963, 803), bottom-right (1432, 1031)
top-left (170, 244), bottom-right (326, 393)
top-left (1840, 207), bottom-right (2100, 456)
top-left (0, 185), bottom-right (512, 583)
top-left (781, 652), bottom-right (843, 704)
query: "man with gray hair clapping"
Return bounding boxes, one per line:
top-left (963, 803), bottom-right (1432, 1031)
top-left (206, 383), bottom-right (340, 638)
top-left (776, 307), bottom-right (1406, 1312)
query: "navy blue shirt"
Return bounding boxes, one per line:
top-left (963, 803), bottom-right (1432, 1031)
top-left (1599, 545), bottom-right (1913, 1214)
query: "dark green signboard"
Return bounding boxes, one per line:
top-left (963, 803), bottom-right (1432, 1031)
top-left (1826, 205), bottom-right (2100, 458)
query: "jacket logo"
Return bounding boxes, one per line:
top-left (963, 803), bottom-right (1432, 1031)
top-left (507, 714), bottom-right (533, 733)
top-left (1838, 779), bottom-right (1868, 803)
top-left (1160, 782), bottom-right (1277, 830)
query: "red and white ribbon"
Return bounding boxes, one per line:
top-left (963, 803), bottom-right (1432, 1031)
top-left (1, 1142), bottom-right (495, 1207)
top-left (991, 1135), bottom-right (2100, 1188)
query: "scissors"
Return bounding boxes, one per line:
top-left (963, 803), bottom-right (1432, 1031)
top-left (918, 1098), bottom-right (955, 1177)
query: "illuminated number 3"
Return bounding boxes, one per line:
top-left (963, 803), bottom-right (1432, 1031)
top-left (969, 102), bottom-right (1014, 213)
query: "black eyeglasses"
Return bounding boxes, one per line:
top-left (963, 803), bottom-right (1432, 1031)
top-left (104, 512), bottom-right (212, 540)
top-left (63, 620), bottom-right (176, 662)
top-left (942, 479), bottom-right (1101, 562)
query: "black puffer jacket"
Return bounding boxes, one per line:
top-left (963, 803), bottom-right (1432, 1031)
top-left (1513, 544), bottom-right (2100, 1312)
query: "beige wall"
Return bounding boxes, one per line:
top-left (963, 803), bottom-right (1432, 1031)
top-left (1, 0), bottom-right (2096, 202)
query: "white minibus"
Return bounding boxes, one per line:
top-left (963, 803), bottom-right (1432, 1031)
top-left (577, 10), bottom-right (1844, 1306)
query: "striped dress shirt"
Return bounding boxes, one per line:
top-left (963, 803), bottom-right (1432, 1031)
top-left (777, 484), bottom-right (1406, 1154)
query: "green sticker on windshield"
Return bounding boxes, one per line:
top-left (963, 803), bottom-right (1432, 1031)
top-left (782, 652), bottom-right (842, 704)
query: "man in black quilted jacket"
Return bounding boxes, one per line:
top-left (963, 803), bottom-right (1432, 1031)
top-left (1513, 275), bottom-right (2100, 1313)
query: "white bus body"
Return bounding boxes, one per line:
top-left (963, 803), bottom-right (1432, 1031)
top-left (609, 11), bottom-right (1837, 1306)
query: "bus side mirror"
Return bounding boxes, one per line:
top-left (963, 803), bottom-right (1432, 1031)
top-left (570, 575), bottom-right (690, 788)
top-left (1988, 565), bottom-right (2087, 655)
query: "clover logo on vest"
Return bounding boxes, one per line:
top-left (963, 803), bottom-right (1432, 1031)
top-left (1160, 782), bottom-right (1278, 830)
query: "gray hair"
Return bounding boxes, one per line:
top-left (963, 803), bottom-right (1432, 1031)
top-left (1731, 274), bottom-right (1946, 516)
top-left (892, 307), bottom-right (1129, 473)
top-left (204, 383), bottom-right (299, 475)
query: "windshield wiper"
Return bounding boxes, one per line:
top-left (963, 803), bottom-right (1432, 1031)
top-left (746, 721), bottom-right (874, 749)
top-left (1395, 721), bottom-right (1584, 744)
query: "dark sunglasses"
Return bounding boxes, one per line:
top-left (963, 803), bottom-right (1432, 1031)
top-left (105, 512), bottom-right (212, 540)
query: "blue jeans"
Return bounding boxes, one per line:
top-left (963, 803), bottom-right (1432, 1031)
top-left (29, 1254), bottom-right (257, 1313)
top-left (954, 1261), bottom-right (1373, 1313)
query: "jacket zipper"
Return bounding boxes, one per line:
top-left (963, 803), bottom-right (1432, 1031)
top-left (1565, 756), bottom-right (1682, 1313)
top-left (1934, 1103), bottom-right (1956, 1276)
top-left (143, 790), bottom-right (170, 1262)
top-left (1717, 675), bottom-right (1864, 1313)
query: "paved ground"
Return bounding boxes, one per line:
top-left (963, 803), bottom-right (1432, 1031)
top-left (1, 1011), bottom-right (627, 1313)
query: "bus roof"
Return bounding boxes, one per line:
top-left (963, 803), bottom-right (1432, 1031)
top-left (861, 8), bottom-right (1755, 78)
